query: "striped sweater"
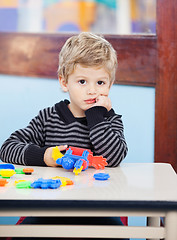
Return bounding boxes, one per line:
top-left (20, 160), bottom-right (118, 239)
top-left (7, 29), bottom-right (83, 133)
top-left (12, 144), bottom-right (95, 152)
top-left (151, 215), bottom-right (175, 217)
top-left (0, 100), bottom-right (128, 167)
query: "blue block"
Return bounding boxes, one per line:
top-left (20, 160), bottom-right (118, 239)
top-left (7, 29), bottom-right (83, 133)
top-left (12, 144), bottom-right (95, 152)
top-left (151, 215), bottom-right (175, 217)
top-left (31, 178), bottom-right (61, 189)
top-left (0, 163), bottom-right (15, 170)
top-left (93, 173), bottom-right (110, 181)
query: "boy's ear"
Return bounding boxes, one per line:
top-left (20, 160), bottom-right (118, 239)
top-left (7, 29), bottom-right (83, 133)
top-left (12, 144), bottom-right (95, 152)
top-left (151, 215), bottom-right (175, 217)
top-left (59, 75), bottom-right (68, 92)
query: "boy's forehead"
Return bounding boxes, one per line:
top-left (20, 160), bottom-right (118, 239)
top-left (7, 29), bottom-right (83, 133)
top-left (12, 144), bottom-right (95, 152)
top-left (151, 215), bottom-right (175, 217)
top-left (74, 64), bottom-right (108, 74)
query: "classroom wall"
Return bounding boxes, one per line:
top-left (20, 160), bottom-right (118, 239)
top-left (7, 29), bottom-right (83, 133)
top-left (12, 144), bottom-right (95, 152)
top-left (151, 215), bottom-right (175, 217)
top-left (0, 74), bottom-right (155, 232)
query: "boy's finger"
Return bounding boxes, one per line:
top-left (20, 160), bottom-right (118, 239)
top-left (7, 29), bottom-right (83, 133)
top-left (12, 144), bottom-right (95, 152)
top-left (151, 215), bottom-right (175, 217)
top-left (57, 145), bottom-right (68, 151)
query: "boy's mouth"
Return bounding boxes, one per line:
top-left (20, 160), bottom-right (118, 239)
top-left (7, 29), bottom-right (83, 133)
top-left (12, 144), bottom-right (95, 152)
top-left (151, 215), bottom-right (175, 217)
top-left (85, 98), bottom-right (96, 104)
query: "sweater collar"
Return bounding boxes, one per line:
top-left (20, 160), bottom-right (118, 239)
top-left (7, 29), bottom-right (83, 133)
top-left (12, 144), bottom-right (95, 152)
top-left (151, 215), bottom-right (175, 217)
top-left (55, 99), bottom-right (118, 124)
top-left (55, 99), bottom-right (76, 124)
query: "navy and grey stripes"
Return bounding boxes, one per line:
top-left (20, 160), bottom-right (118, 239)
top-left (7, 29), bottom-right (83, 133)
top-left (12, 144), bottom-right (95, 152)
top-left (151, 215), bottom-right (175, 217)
top-left (0, 101), bottom-right (128, 167)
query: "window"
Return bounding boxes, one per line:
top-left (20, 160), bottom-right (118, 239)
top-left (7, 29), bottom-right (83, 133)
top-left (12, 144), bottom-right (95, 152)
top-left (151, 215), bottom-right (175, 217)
top-left (0, 0), bottom-right (156, 34)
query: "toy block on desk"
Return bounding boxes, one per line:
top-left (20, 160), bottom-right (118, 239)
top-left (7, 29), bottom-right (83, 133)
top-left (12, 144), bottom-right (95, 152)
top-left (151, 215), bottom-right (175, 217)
top-left (52, 176), bottom-right (74, 186)
top-left (0, 169), bottom-right (15, 178)
top-left (15, 180), bottom-right (32, 189)
top-left (73, 166), bottom-right (83, 175)
top-left (52, 146), bottom-right (64, 161)
top-left (15, 168), bottom-right (25, 174)
top-left (0, 163), bottom-right (15, 170)
top-left (31, 178), bottom-right (62, 189)
top-left (23, 168), bottom-right (34, 175)
top-left (0, 179), bottom-right (8, 186)
top-left (54, 146), bottom-right (108, 175)
top-left (56, 147), bottom-right (90, 174)
top-left (66, 146), bottom-right (92, 155)
top-left (88, 155), bottom-right (108, 169)
top-left (93, 173), bottom-right (110, 180)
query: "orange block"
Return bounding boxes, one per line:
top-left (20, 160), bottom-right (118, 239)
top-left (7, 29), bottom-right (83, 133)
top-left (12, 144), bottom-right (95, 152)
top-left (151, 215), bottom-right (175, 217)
top-left (0, 179), bottom-right (8, 186)
top-left (23, 168), bottom-right (34, 174)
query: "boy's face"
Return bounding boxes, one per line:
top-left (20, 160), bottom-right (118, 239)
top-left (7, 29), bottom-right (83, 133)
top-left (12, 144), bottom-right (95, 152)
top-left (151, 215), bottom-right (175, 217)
top-left (59, 64), bottom-right (112, 117)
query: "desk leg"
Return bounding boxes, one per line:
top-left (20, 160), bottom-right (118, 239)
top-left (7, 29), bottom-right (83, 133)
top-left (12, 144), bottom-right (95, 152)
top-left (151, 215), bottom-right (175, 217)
top-left (165, 211), bottom-right (177, 240)
top-left (147, 217), bottom-right (161, 240)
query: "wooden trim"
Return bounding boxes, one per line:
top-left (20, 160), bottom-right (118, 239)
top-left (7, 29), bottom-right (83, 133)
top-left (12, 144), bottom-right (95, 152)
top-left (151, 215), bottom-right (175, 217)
top-left (0, 33), bottom-right (157, 87)
top-left (155, 0), bottom-right (177, 172)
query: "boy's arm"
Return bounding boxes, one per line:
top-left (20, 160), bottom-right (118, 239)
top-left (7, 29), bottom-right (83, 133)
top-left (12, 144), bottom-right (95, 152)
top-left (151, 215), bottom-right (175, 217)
top-left (0, 111), bottom-right (47, 166)
top-left (85, 106), bottom-right (128, 167)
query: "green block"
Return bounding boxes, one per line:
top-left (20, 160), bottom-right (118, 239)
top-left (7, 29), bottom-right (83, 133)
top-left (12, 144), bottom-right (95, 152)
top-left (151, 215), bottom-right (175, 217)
top-left (15, 168), bottom-right (25, 174)
top-left (16, 181), bottom-right (32, 189)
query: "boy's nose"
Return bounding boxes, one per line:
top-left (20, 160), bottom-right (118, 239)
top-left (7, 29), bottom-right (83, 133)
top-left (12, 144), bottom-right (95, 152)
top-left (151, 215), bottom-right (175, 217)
top-left (87, 85), bottom-right (96, 95)
top-left (87, 89), bottom-right (96, 95)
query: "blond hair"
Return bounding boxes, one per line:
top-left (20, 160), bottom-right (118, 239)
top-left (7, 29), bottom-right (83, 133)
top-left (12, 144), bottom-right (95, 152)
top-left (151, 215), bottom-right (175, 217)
top-left (58, 32), bottom-right (117, 84)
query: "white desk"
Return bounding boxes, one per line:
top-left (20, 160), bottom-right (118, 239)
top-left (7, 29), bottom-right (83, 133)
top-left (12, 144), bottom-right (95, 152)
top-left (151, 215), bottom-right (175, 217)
top-left (0, 163), bottom-right (177, 239)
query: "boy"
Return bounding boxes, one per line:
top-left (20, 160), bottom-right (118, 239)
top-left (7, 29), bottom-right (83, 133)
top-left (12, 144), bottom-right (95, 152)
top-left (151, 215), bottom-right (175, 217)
top-left (0, 32), bottom-right (128, 240)
top-left (0, 32), bottom-right (128, 167)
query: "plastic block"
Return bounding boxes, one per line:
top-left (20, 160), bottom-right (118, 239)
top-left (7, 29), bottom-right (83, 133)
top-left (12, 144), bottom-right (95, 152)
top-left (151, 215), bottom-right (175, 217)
top-left (15, 168), bottom-right (25, 174)
top-left (0, 163), bottom-right (15, 170)
top-left (88, 155), bottom-right (107, 169)
top-left (31, 178), bottom-right (61, 189)
top-left (0, 179), bottom-right (8, 186)
top-left (52, 176), bottom-right (74, 186)
top-left (66, 146), bottom-right (92, 156)
top-left (93, 173), bottom-right (110, 180)
top-left (62, 157), bottom-right (75, 170)
top-left (73, 166), bottom-right (83, 175)
top-left (0, 169), bottom-right (15, 178)
top-left (74, 159), bottom-right (83, 170)
top-left (52, 146), bottom-right (64, 161)
top-left (23, 168), bottom-right (34, 175)
top-left (16, 181), bottom-right (32, 189)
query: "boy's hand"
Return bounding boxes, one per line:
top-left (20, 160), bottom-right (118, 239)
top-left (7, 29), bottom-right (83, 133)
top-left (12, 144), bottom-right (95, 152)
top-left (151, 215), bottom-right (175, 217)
top-left (44, 145), bottom-right (67, 167)
top-left (94, 95), bottom-right (112, 111)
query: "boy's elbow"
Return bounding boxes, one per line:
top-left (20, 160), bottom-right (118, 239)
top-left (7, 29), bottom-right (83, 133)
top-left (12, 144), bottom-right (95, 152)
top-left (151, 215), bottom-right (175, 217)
top-left (0, 148), bottom-right (6, 163)
top-left (0, 141), bottom-right (12, 163)
top-left (106, 145), bottom-right (128, 168)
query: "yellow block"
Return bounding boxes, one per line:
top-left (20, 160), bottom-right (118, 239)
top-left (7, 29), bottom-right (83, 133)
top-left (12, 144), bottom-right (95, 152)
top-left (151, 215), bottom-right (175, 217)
top-left (52, 146), bottom-right (64, 161)
top-left (14, 180), bottom-right (26, 185)
top-left (52, 176), bottom-right (74, 186)
top-left (73, 166), bottom-right (83, 175)
top-left (0, 169), bottom-right (15, 178)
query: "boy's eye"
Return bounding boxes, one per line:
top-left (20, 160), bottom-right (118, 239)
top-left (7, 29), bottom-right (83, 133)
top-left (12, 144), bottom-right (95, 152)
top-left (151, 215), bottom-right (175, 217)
top-left (97, 81), bottom-right (104, 85)
top-left (79, 80), bottom-right (86, 85)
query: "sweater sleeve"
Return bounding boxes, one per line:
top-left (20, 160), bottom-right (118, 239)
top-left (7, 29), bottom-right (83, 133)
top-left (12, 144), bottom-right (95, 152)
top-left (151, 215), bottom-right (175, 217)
top-left (85, 106), bottom-right (128, 167)
top-left (0, 110), bottom-right (47, 166)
